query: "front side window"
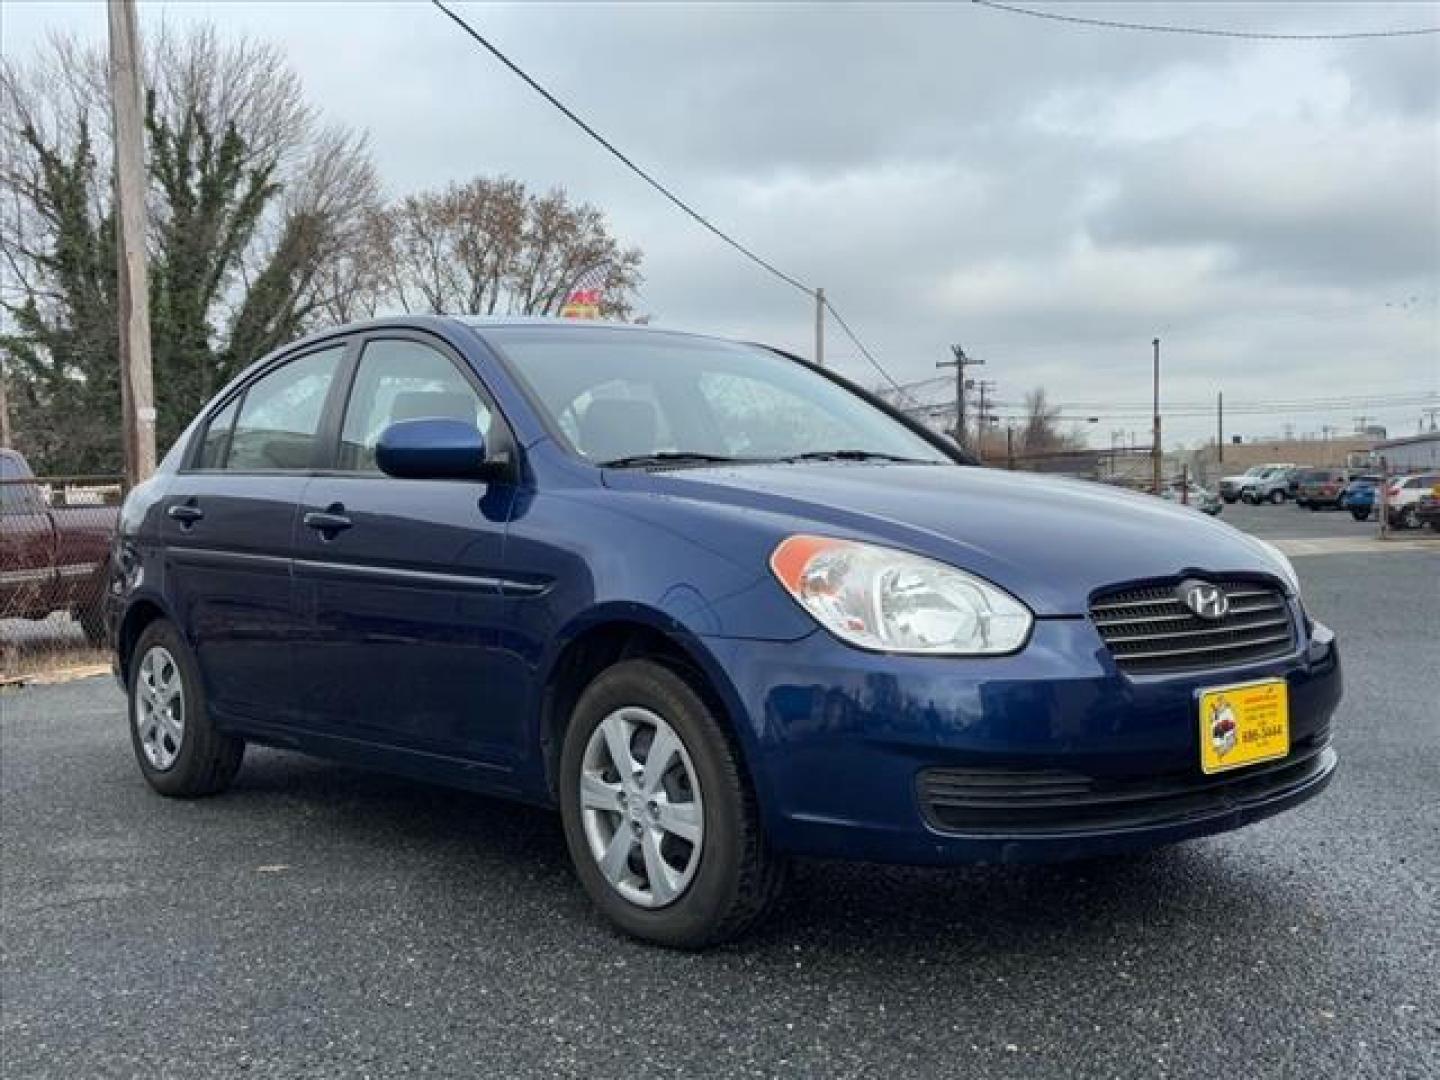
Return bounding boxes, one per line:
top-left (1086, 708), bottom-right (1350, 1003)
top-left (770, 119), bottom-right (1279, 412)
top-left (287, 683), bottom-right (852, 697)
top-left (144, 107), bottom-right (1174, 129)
top-left (485, 326), bottom-right (950, 466)
top-left (222, 345), bottom-right (344, 471)
top-left (338, 339), bottom-right (493, 472)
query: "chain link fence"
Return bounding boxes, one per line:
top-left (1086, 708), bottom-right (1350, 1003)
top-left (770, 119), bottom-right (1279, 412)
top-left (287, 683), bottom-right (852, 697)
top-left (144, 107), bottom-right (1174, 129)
top-left (1, 475), bottom-right (123, 682)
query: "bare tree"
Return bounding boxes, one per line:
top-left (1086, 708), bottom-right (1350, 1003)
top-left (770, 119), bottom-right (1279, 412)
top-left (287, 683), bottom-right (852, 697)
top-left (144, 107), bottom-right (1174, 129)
top-left (376, 177), bottom-right (643, 321)
top-left (0, 26), bottom-right (378, 472)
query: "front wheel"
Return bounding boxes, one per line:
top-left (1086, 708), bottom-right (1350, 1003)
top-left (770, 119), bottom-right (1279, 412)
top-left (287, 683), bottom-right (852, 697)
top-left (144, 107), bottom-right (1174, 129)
top-left (128, 619), bottom-right (244, 797)
top-left (559, 659), bottom-right (786, 949)
top-left (1401, 506), bottom-right (1421, 530)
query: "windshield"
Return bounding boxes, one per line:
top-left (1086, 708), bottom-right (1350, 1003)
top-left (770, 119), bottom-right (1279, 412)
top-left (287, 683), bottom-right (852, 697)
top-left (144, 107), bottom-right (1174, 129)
top-left (484, 325), bottom-right (951, 466)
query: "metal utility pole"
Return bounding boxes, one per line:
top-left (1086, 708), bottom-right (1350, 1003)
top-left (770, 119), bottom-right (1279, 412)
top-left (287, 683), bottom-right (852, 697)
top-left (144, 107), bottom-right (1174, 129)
top-left (108, 0), bottom-right (156, 486)
top-left (937, 344), bottom-right (982, 449)
top-left (1151, 337), bottom-right (1162, 495)
top-left (813, 285), bottom-right (827, 370)
top-left (1216, 391), bottom-right (1223, 464)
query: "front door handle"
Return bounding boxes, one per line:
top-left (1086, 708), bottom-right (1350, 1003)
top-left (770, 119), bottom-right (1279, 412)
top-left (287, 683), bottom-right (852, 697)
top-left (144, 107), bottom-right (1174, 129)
top-left (303, 510), bottom-right (353, 535)
top-left (167, 504), bottom-right (204, 525)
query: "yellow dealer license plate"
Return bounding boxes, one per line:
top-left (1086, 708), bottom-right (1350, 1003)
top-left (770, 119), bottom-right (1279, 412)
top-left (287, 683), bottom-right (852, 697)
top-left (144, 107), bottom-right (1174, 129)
top-left (1198, 678), bottom-right (1289, 775)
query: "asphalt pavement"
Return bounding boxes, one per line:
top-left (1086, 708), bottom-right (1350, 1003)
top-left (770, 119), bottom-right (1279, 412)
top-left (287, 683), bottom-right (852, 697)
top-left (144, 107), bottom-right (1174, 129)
top-left (2, 510), bottom-right (1436, 1079)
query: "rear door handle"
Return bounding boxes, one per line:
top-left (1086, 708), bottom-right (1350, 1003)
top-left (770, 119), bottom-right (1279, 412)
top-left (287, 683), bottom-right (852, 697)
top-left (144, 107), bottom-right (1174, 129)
top-left (303, 510), bottom-right (353, 535)
top-left (167, 504), bottom-right (204, 525)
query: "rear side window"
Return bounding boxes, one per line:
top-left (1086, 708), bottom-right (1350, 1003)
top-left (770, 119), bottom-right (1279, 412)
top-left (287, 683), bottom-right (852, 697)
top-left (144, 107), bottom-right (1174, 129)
top-left (214, 346), bottom-right (344, 471)
top-left (337, 339), bottom-right (493, 472)
top-left (0, 453), bottom-right (44, 514)
top-left (197, 397), bottom-right (239, 469)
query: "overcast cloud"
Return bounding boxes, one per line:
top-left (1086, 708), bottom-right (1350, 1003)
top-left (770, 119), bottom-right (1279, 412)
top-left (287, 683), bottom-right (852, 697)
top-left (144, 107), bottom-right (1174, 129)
top-left (5, 1), bottom-right (1437, 445)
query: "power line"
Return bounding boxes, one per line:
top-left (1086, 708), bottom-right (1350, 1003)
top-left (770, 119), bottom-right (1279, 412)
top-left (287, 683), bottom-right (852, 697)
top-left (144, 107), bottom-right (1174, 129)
top-left (430, 0), bottom-right (922, 407)
top-left (430, 0), bottom-right (813, 298)
top-left (971, 0), bottom-right (1440, 41)
top-left (822, 298), bottom-right (919, 405)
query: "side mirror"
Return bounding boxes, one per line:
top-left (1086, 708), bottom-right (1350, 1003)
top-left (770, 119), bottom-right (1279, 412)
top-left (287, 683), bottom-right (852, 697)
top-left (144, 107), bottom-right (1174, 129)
top-left (375, 418), bottom-right (497, 480)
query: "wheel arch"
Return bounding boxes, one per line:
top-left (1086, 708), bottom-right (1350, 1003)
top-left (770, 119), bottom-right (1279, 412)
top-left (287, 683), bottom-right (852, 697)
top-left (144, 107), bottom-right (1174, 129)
top-left (115, 596), bottom-right (173, 688)
top-left (536, 605), bottom-right (763, 809)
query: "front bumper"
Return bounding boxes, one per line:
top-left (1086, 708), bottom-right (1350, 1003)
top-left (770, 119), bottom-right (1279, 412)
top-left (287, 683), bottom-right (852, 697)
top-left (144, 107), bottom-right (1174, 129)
top-left (703, 612), bottom-right (1342, 865)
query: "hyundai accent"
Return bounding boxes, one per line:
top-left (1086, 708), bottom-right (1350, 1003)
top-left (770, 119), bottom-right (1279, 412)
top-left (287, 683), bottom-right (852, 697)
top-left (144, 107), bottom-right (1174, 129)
top-left (109, 318), bottom-right (1342, 947)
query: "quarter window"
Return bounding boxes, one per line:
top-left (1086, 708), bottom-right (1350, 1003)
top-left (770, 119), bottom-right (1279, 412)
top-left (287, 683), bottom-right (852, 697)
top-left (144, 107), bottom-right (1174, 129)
top-left (338, 339), bottom-right (492, 472)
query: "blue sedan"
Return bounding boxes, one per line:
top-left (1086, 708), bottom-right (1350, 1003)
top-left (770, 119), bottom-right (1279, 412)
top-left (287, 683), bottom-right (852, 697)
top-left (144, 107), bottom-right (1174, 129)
top-left (110, 318), bottom-right (1342, 947)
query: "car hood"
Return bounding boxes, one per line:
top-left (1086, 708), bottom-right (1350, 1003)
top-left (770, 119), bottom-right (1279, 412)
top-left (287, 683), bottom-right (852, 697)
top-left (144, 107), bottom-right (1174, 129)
top-left (608, 463), bottom-right (1292, 616)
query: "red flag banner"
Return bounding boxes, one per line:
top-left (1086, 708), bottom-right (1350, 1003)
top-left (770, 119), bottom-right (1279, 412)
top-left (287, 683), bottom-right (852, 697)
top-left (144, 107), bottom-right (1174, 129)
top-left (560, 266), bottom-right (609, 319)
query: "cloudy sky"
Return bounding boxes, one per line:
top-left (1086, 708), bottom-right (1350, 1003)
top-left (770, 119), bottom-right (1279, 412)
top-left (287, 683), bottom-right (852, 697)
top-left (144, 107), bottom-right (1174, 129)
top-left (6, 1), bottom-right (1438, 446)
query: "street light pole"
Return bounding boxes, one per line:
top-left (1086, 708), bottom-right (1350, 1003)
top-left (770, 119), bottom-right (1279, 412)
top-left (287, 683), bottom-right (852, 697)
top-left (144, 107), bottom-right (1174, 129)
top-left (1151, 337), bottom-right (1162, 495)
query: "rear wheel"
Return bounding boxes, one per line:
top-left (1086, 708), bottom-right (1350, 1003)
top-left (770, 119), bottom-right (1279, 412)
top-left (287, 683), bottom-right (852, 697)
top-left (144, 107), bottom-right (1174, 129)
top-left (128, 619), bottom-right (244, 797)
top-left (77, 600), bottom-right (107, 646)
top-left (1269, 489), bottom-right (1286, 504)
top-left (1351, 508), bottom-right (1369, 522)
top-left (558, 659), bottom-right (786, 949)
top-left (1401, 506), bottom-right (1421, 530)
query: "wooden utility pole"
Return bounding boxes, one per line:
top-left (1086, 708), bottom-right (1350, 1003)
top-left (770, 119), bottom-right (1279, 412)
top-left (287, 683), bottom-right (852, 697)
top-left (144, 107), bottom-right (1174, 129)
top-left (1151, 337), bottom-right (1162, 495)
top-left (938, 344), bottom-right (982, 450)
top-left (0, 358), bottom-right (11, 448)
top-left (814, 287), bottom-right (825, 367)
top-left (108, 0), bottom-right (156, 485)
top-left (1216, 391), bottom-right (1223, 464)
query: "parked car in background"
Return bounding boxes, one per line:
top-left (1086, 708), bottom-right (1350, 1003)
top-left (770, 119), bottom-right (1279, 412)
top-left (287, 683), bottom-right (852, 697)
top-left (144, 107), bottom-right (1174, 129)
top-left (1161, 481), bottom-right (1222, 515)
top-left (106, 316), bottom-right (1342, 948)
top-left (1415, 491), bottom-right (1440, 532)
top-left (0, 448), bottom-right (118, 643)
top-left (1340, 475), bottom-right (1382, 521)
top-left (1218, 465), bottom-right (1269, 504)
top-left (1242, 466), bottom-right (1299, 505)
top-left (1386, 473), bottom-right (1440, 530)
top-left (1295, 468), bottom-right (1349, 510)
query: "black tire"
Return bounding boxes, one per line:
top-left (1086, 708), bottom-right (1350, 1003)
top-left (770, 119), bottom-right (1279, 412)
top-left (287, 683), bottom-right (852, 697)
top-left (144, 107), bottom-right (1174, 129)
top-left (558, 658), bottom-right (787, 949)
top-left (1401, 506), bottom-right (1421, 530)
top-left (1221, 495), bottom-right (1237, 504)
top-left (77, 600), bottom-right (107, 647)
top-left (127, 619), bottom-right (244, 797)
top-left (1269, 489), bottom-right (1286, 505)
top-left (1351, 509), bottom-right (1368, 522)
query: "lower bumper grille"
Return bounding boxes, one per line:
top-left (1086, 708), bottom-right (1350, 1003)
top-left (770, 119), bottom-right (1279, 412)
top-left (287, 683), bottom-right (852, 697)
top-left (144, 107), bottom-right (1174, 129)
top-left (1090, 578), bottom-right (1297, 674)
top-left (919, 733), bottom-right (1332, 835)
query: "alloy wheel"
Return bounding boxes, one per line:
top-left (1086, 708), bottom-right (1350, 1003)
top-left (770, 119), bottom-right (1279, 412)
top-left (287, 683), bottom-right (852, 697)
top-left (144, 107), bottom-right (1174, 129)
top-left (135, 645), bottom-right (185, 771)
top-left (579, 706), bottom-right (704, 909)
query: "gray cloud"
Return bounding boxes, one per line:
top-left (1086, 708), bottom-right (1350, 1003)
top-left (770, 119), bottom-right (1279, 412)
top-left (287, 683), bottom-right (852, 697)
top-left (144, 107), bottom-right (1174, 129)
top-left (3, 0), bottom-right (1437, 444)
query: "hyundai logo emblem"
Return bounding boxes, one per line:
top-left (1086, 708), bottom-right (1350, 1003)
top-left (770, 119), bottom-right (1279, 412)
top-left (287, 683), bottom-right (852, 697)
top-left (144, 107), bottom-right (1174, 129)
top-left (1179, 580), bottom-right (1229, 620)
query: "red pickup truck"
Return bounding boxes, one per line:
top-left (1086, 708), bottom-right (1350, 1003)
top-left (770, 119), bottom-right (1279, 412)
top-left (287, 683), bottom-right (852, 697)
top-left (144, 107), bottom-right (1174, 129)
top-left (1, 448), bottom-right (120, 644)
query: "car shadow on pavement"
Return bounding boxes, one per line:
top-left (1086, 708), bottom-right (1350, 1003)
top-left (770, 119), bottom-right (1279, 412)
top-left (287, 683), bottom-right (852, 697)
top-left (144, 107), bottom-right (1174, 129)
top-left (225, 747), bottom-right (1294, 964)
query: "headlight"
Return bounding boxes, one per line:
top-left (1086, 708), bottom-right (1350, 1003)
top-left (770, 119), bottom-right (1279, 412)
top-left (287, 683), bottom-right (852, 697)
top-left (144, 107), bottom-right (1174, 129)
top-left (1253, 537), bottom-right (1302, 597)
top-left (770, 536), bottom-right (1032, 655)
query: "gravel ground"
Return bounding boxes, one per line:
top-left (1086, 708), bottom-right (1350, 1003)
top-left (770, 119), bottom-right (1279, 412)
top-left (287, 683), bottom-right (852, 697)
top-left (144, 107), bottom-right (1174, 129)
top-left (2, 542), bottom-right (1436, 1079)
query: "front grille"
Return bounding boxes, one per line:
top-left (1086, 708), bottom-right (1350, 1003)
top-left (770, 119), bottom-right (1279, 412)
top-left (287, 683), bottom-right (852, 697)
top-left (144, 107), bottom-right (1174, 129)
top-left (919, 732), bottom-right (1332, 835)
top-left (1089, 578), bottom-right (1295, 675)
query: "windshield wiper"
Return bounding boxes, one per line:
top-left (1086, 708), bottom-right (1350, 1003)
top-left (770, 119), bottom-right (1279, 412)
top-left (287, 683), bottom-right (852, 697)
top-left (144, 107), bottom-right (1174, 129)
top-left (598, 451), bottom-right (741, 469)
top-left (778, 450), bottom-right (938, 464)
